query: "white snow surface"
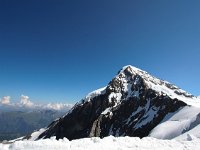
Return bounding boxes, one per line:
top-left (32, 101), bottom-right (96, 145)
top-left (175, 124), bottom-right (200, 140)
top-left (28, 128), bottom-right (46, 141)
top-left (1, 136), bottom-right (200, 150)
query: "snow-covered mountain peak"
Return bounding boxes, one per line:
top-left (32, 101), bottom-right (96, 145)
top-left (118, 65), bottom-right (179, 91)
top-left (117, 65), bottom-right (163, 86)
top-left (81, 65), bottom-right (199, 107)
top-left (30, 65), bottom-right (200, 141)
top-left (110, 65), bottom-right (199, 107)
top-left (119, 65), bottom-right (146, 75)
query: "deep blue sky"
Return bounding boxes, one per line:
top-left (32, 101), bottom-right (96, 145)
top-left (0, 0), bottom-right (199, 103)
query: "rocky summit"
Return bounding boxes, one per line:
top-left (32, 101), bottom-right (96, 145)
top-left (30, 65), bottom-right (200, 140)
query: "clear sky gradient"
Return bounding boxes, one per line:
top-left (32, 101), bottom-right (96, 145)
top-left (0, 0), bottom-right (199, 103)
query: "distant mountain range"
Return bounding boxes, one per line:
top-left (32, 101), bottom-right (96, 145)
top-left (26, 65), bottom-right (200, 141)
top-left (0, 98), bottom-right (73, 141)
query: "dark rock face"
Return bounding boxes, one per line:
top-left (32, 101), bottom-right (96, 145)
top-left (36, 66), bottom-right (189, 140)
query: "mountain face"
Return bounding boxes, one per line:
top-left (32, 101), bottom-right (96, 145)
top-left (30, 65), bottom-right (200, 141)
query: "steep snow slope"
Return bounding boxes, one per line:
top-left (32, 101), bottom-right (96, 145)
top-left (149, 106), bottom-right (200, 139)
top-left (175, 124), bottom-right (200, 140)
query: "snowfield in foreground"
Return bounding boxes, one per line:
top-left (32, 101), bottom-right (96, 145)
top-left (1, 135), bottom-right (200, 150)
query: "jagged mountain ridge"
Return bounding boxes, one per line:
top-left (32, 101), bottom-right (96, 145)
top-left (30, 65), bottom-right (200, 140)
